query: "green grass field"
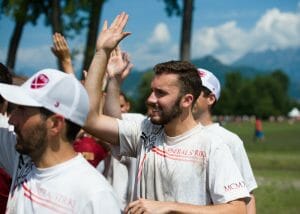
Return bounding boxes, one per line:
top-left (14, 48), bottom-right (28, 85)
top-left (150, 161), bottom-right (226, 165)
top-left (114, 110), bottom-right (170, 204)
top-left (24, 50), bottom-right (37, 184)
top-left (224, 120), bottom-right (300, 214)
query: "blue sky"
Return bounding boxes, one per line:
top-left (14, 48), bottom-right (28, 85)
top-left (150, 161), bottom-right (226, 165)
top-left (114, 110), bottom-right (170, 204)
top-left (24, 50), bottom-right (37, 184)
top-left (0, 0), bottom-right (300, 77)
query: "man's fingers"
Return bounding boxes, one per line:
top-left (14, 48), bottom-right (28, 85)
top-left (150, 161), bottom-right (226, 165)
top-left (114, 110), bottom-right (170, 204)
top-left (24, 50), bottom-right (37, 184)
top-left (60, 36), bottom-right (69, 48)
top-left (102, 20), bottom-right (108, 31)
top-left (115, 45), bottom-right (121, 56)
top-left (116, 12), bottom-right (128, 30)
top-left (110, 12), bottom-right (129, 33)
top-left (109, 14), bottom-right (119, 28)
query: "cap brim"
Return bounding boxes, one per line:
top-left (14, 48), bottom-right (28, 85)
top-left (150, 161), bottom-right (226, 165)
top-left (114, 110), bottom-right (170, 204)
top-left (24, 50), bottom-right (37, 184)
top-left (0, 83), bottom-right (42, 107)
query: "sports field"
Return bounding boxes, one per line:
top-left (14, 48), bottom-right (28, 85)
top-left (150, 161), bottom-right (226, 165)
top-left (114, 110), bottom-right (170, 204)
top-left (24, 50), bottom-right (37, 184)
top-left (224, 120), bottom-right (300, 214)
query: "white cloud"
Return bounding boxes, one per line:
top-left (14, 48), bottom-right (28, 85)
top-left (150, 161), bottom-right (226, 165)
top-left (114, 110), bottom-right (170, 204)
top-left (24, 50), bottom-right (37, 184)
top-left (148, 22), bottom-right (170, 44)
top-left (15, 46), bottom-right (56, 73)
top-left (129, 22), bottom-right (177, 70)
top-left (4, 43), bottom-right (85, 77)
top-left (252, 8), bottom-right (300, 51)
top-left (192, 8), bottom-right (300, 63)
top-left (130, 42), bottom-right (178, 71)
top-left (132, 7), bottom-right (300, 69)
top-left (5, 7), bottom-right (300, 72)
top-left (193, 21), bottom-right (249, 63)
top-left (0, 46), bottom-right (56, 76)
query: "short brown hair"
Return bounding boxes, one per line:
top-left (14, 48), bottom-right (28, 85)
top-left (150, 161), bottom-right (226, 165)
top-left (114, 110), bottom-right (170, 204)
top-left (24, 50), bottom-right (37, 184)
top-left (153, 60), bottom-right (202, 105)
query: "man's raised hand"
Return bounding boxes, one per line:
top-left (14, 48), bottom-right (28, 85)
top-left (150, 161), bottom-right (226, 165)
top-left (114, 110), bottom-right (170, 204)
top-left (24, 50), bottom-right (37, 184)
top-left (96, 12), bottom-right (131, 53)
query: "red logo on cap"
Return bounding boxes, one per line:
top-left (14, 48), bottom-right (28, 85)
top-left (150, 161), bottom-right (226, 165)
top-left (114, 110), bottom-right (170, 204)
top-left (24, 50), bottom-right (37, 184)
top-left (198, 70), bottom-right (206, 78)
top-left (31, 74), bottom-right (49, 89)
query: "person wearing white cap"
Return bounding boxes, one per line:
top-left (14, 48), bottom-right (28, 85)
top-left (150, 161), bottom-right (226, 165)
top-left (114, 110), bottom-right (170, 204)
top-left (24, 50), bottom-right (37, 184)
top-left (0, 68), bottom-right (121, 213)
top-left (193, 68), bottom-right (258, 214)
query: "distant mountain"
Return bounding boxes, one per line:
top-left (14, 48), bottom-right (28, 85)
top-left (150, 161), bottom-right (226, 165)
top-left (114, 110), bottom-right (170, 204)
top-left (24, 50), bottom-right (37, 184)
top-left (121, 68), bottom-right (150, 98)
top-left (233, 48), bottom-right (300, 76)
top-left (191, 56), bottom-right (230, 84)
top-left (191, 56), bottom-right (263, 85)
top-left (122, 48), bottom-right (300, 100)
top-left (232, 48), bottom-right (300, 100)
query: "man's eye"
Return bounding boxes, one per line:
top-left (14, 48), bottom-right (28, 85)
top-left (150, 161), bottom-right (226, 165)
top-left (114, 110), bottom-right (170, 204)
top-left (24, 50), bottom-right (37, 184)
top-left (156, 90), bottom-right (166, 97)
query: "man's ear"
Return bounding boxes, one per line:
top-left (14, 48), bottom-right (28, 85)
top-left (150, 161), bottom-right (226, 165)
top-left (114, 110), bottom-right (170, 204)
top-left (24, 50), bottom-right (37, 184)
top-left (126, 102), bottom-right (131, 112)
top-left (47, 114), bottom-right (65, 136)
top-left (181, 94), bottom-right (194, 108)
top-left (207, 94), bottom-right (216, 106)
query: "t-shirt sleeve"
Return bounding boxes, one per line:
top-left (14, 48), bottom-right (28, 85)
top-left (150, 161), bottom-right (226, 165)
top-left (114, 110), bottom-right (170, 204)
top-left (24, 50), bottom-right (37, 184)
top-left (208, 138), bottom-right (250, 204)
top-left (233, 137), bottom-right (258, 192)
top-left (117, 118), bottom-right (143, 157)
top-left (121, 113), bottom-right (146, 123)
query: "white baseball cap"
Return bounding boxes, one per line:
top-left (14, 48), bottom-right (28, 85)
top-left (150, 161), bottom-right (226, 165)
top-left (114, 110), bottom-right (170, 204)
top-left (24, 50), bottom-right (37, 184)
top-left (197, 68), bottom-right (221, 100)
top-left (0, 69), bottom-right (89, 126)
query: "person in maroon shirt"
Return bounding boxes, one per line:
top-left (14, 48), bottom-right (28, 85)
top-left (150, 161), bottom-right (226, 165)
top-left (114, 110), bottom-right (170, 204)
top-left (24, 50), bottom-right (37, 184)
top-left (0, 168), bottom-right (11, 214)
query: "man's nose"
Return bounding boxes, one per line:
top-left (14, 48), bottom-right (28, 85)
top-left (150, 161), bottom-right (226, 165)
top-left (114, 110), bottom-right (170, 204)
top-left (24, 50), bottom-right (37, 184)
top-left (147, 92), bottom-right (157, 104)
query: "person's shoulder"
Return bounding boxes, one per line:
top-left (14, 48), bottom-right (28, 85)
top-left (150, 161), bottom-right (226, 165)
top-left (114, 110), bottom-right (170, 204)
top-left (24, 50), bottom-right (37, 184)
top-left (74, 156), bottom-right (113, 189)
top-left (119, 113), bottom-right (148, 128)
top-left (67, 159), bottom-right (120, 208)
top-left (205, 123), bottom-right (243, 145)
top-left (198, 125), bottom-right (224, 146)
top-left (122, 112), bottom-right (146, 122)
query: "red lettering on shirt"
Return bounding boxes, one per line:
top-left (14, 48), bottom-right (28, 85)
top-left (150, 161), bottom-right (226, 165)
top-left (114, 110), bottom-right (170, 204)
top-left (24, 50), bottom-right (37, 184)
top-left (224, 181), bottom-right (246, 192)
top-left (152, 147), bottom-right (207, 162)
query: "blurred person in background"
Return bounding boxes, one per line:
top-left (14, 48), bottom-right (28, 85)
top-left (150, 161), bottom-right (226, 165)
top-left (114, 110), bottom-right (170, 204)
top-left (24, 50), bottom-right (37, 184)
top-left (254, 117), bottom-right (264, 142)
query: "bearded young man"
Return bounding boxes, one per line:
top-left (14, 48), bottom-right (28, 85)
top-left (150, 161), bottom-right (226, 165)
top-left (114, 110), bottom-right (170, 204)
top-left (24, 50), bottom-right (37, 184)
top-left (0, 69), bottom-right (121, 213)
top-left (84, 12), bottom-right (250, 214)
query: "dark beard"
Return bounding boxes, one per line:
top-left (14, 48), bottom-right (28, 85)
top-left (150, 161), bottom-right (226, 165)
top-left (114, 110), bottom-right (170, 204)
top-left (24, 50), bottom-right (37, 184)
top-left (151, 96), bottom-right (182, 125)
top-left (15, 122), bottom-right (47, 161)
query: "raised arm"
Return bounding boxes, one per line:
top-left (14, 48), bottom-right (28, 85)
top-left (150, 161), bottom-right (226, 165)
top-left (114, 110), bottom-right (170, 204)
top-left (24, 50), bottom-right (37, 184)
top-left (51, 33), bottom-right (74, 74)
top-left (104, 46), bottom-right (133, 118)
top-left (84, 12), bottom-right (130, 145)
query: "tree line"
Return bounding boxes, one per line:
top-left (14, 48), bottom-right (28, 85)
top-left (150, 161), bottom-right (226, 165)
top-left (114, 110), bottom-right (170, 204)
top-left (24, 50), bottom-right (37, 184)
top-left (4, 0), bottom-right (297, 119)
top-left (1, 0), bottom-right (194, 75)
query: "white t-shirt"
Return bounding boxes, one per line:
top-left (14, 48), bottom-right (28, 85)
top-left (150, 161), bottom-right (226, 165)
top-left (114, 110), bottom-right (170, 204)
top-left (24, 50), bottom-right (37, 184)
top-left (105, 113), bottom-right (145, 209)
top-left (118, 119), bottom-right (250, 205)
top-left (105, 157), bottom-right (129, 210)
top-left (0, 122), bottom-right (121, 213)
top-left (122, 113), bottom-right (146, 123)
top-left (204, 123), bottom-right (257, 192)
top-left (121, 113), bottom-right (145, 203)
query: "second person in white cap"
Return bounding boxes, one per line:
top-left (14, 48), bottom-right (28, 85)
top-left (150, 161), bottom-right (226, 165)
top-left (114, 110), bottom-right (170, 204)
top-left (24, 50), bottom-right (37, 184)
top-left (193, 68), bottom-right (258, 214)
